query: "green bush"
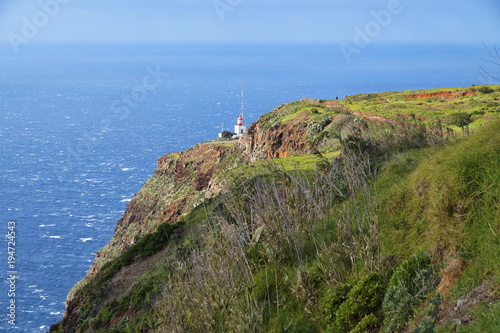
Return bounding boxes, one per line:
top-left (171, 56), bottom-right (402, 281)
top-left (414, 294), bottom-right (442, 333)
top-left (321, 283), bottom-right (353, 327)
top-left (139, 222), bottom-right (177, 258)
top-left (335, 273), bottom-right (386, 331)
top-left (351, 314), bottom-right (380, 333)
top-left (382, 286), bottom-right (413, 332)
top-left (448, 112), bottom-right (471, 127)
top-left (307, 116), bottom-right (333, 136)
top-left (478, 86), bottom-right (494, 94)
top-left (382, 254), bottom-right (437, 332)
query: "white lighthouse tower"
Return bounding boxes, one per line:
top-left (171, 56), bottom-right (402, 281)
top-left (233, 80), bottom-right (246, 137)
top-left (234, 115), bottom-right (246, 136)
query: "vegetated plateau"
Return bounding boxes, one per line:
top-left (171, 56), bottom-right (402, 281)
top-left (50, 85), bottom-right (500, 333)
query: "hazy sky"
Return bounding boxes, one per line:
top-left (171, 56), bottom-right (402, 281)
top-left (0, 0), bottom-right (499, 45)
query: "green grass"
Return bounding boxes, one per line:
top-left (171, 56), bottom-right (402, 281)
top-left (257, 98), bottom-right (341, 129)
top-left (228, 152), bottom-right (339, 183)
top-left (207, 139), bottom-right (239, 147)
top-left (374, 120), bottom-right (499, 332)
top-left (341, 85), bottom-right (500, 131)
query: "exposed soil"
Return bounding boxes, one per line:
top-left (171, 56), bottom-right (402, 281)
top-left (437, 258), bottom-right (468, 295)
top-left (403, 91), bottom-right (478, 100)
top-left (439, 277), bottom-right (499, 326)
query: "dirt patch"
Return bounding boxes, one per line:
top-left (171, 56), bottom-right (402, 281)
top-left (439, 277), bottom-right (499, 326)
top-left (322, 100), bottom-right (341, 107)
top-left (437, 258), bottom-right (467, 295)
top-left (350, 110), bottom-right (394, 123)
top-left (109, 307), bottom-right (137, 328)
top-left (403, 91), bottom-right (478, 100)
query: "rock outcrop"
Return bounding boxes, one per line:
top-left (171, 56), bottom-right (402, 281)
top-left (236, 113), bottom-right (312, 163)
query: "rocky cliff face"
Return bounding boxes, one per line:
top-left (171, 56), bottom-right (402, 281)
top-left (236, 103), bottom-right (324, 162)
top-left (67, 104), bottom-right (321, 297)
top-left (237, 119), bottom-right (310, 162)
top-left (54, 98), bottom-right (339, 332)
top-left (74, 143), bottom-right (236, 287)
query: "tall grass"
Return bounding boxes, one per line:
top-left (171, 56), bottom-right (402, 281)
top-left (154, 117), bottom-right (467, 332)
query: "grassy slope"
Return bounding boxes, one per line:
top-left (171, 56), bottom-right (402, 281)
top-left (51, 86), bottom-right (499, 332)
top-left (238, 118), bottom-right (500, 332)
top-left (376, 120), bottom-right (499, 330)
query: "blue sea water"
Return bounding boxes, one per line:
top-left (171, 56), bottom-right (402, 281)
top-left (0, 43), bottom-right (492, 332)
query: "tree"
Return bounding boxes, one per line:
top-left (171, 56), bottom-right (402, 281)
top-left (221, 131), bottom-right (233, 139)
top-left (449, 112), bottom-right (472, 128)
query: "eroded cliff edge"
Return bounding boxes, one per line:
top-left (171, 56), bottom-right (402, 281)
top-left (65, 99), bottom-right (337, 304)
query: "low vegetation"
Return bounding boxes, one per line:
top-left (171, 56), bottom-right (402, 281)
top-left (51, 86), bottom-right (499, 332)
top-left (153, 117), bottom-right (498, 332)
top-left (341, 85), bottom-right (500, 132)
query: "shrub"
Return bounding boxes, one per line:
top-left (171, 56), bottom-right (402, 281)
top-left (382, 286), bottom-right (413, 332)
top-left (321, 283), bottom-right (353, 327)
top-left (335, 273), bottom-right (386, 331)
top-left (351, 314), bottom-right (380, 333)
top-left (448, 112), bottom-right (471, 127)
top-left (382, 254), bottom-right (437, 332)
top-left (306, 116), bottom-right (332, 136)
top-left (221, 130), bottom-right (233, 139)
top-left (478, 86), bottom-right (494, 94)
top-left (414, 294), bottom-right (443, 333)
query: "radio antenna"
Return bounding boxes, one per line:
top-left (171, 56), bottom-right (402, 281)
top-left (240, 79), bottom-right (245, 119)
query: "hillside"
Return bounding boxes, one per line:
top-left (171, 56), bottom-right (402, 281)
top-left (50, 85), bottom-right (500, 332)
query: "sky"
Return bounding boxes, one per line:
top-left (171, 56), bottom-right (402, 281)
top-left (0, 0), bottom-right (499, 46)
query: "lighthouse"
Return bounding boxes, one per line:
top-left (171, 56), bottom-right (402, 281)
top-left (218, 80), bottom-right (247, 138)
top-left (234, 114), bottom-right (246, 136)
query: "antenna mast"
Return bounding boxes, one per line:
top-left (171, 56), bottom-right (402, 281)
top-left (240, 79), bottom-right (245, 119)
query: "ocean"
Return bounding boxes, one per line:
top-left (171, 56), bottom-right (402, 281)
top-left (0, 43), bottom-right (492, 331)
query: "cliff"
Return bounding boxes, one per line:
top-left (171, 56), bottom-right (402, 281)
top-left (85, 143), bottom-right (236, 276)
top-left (51, 86), bottom-right (500, 333)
